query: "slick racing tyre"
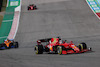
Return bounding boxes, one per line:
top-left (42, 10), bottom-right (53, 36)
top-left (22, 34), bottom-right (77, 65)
top-left (28, 6), bottom-right (29, 10)
top-left (0, 44), bottom-right (7, 49)
top-left (57, 46), bottom-right (62, 55)
top-left (34, 6), bottom-right (37, 9)
top-left (9, 43), bottom-right (14, 48)
top-left (34, 45), bottom-right (43, 54)
top-left (78, 42), bottom-right (87, 51)
top-left (14, 42), bottom-right (19, 48)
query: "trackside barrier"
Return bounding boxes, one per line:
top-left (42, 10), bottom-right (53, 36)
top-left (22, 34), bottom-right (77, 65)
top-left (0, 0), bottom-right (21, 43)
top-left (86, 0), bottom-right (100, 19)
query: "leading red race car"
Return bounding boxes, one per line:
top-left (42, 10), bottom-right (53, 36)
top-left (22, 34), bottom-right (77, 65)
top-left (28, 4), bottom-right (37, 10)
top-left (34, 37), bottom-right (92, 55)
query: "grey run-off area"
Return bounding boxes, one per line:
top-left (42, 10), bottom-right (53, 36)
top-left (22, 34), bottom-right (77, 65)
top-left (0, 0), bottom-right (100, 67)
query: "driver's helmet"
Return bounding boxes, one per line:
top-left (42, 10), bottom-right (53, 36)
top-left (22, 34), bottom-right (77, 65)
top-left (4, 40), bottom-right (7, 42)
top-left (37, 40), bottom-right (41, 43)
top-left (4, 39), bottom-right (9, 42)
top-left (9, 39), bottom-right (14, 42)
top-left (62, 40), bottom-right (66, 43)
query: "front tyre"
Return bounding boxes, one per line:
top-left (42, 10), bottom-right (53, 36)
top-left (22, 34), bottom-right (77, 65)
top-left (78, 42), bottom-right (87, 51)
top-left (34, 45), bottom-right (43, 54)
top-left (57, 46), bottom-right (62, 55)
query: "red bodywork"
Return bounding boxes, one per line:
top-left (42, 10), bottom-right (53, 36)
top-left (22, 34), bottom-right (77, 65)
top-left (28, 4), bottom-right (37, 10)
top-left (59, 42), bottom-right (89, 54)
top-left (37, 38), bottom-right (90, 54)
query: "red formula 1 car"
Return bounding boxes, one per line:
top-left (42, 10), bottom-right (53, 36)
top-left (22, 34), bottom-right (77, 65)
top-left (28, 4), bottom-right (37, 10)
top-left (34, 37), bottom-right (92, 55)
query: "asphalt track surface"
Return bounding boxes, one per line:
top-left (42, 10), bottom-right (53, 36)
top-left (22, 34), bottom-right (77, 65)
top-left (0, 0), bottom-right (100, 67)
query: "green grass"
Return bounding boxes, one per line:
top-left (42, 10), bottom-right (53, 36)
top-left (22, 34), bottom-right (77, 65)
top-left (1, 0), bottom-right (7, 11)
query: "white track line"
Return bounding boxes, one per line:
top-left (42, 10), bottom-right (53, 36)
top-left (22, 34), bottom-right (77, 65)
top-left (2, 20), bottom-right (13, 22)
top-left (0, 36), bottom-right (7, 39)
top-left (13, 0), bottom-right (21, 39)
top-left (7, 0), bottom-right (22, 39)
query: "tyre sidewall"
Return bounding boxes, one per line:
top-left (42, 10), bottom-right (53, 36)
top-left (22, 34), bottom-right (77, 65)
top-left (57, 46), bottom-right (62, 55)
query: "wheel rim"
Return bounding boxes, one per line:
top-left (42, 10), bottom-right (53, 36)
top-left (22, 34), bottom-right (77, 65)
top-left (57, 46), bottom-right (62, 55)
top-left (79, 44), bottom-right (83, 51)
top-left (35, 46), bottom-right (38, 54)
top-left (57, 48), bottom-right (60, 53)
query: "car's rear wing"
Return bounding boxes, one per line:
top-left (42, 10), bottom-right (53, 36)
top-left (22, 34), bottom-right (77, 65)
top-left (37, 38), bottom-right (52, 43)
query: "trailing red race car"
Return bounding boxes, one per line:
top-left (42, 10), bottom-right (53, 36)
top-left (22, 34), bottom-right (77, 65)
top-left (34, 37), bottom-right (92, 55)
top-left (28, 4), bottom-right (37, 10)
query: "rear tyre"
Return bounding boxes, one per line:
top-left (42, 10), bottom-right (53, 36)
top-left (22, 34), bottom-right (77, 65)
top-left (34, 45), bottom-right (43, 54)
top-left (0, 44), bottom-right (7, 49)
top-left (28, 7), bottom-right (30, 10)
top-left (34, 6), bottom-right (37, 9)
top-left (57, 46), bottom-right (62, 55)
top-left (79, 42), bottom-right (87, 51)
top-left (14, 42), bottom-right (19, 48)
top-left (9, 43), bottom-right (13, 48)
